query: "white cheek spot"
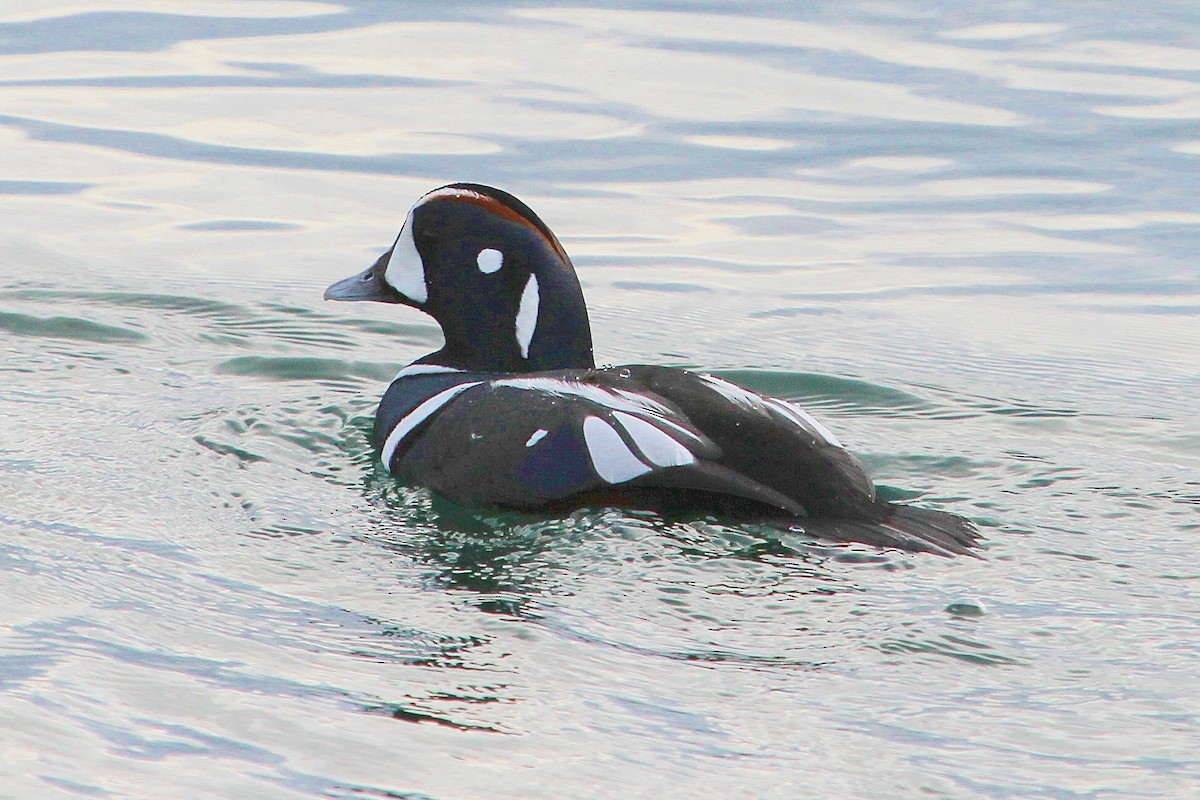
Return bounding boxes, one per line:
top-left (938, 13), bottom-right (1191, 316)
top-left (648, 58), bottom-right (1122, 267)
top-left (582, 415), bottom-right (651, 484)
top-left (477, 248), bottom-right (503, 274)
top-left (525, 429), bottom-right (548, 447)
top-left (515, 273), bottom-right (540, 359)
top-left (384, 209), bottom-right (428, 304)
top-left (379, 381), bottom-right (481, 470)
top-left (611, 411), bottom-right (694, 467)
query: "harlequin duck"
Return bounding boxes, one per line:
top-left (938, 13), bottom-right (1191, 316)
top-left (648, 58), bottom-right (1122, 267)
top-left (325, 184), bottom-right (981, 556)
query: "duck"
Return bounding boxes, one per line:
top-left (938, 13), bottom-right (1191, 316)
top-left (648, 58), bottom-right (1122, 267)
top-left (324, 183), bottom-right (981, 556)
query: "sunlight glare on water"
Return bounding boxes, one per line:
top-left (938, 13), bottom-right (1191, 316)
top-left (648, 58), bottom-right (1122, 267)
top-left (1, 2), bottom-right (1198, 798)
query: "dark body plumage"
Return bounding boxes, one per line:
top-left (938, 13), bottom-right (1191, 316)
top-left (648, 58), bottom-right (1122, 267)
top-left (326, 184), bottom-right (981, 556)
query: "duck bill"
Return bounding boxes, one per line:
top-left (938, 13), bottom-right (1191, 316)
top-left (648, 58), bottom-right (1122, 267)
top-left (323, 252), bottom-right (400, 303)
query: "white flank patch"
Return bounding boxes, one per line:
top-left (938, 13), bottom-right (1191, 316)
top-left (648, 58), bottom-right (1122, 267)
top-left (582, 416), bottom-right (651, 484)
top-left (514, 274), bottom-right (540, 359)
top-left (700, 374), bottom-right (771, 415)
top-left (476, 248), bottom-right (503, 274)
top-left (525, 429), bottom-right (548, 447)
top-left (393, 363), bottom-right (464, 380)
top-left (384, 208), bottom-right (428, 304)
top-left (765, 398), bottom-right (843, 448)
top-left (612, 411), bottom-right (694, 467)
top-left (379, 381), bottom-right (481, 471)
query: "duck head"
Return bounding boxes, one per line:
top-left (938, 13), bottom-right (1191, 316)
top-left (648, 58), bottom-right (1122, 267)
top-left (325, 183), bottom-right (595, 373)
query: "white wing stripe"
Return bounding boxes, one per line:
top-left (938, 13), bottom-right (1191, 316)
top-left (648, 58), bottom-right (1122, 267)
top-left (765, 398), bottom-right (843, 448)
top-left (515, 274), bottom-right (540, 359)
top-left (380, 381), bottom-right (482, 471)
top-left (702, 374), bottom-right (842, 447)
top-left (494, 377), bottom-right (673, 417)
top-left (700, 374), bottom-right (771, 414)
top-left (642, 413), bottom-right (704, 444)
top-left (493, 377), bottom-right (707, 445)
top-left (612, 411), bottom-right (695, 467)
top-left (583, 416), bottom-right (652, 484)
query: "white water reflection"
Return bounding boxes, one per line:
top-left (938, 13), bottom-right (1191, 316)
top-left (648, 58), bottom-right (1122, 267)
top-left (0, 1), bottom-right (339, 24)
top-left (0, 4), bottom-right (1194, 278)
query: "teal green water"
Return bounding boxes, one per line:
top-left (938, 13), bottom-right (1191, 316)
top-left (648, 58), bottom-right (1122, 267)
top-left (2, 3), bottom-right (1199, 798)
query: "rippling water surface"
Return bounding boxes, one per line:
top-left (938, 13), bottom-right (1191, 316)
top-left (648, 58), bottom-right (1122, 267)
top-left (2, 2), bottom-right (1198, 798)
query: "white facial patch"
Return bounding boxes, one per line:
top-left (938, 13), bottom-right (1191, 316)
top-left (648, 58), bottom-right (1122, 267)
top-left (525, 429), bottom-right (548, 447)
top-left (611, 411), bottom-right (695, 468)
top-left (384, 208), bottom-right (428, 304)
top-left (477, 248), bottom-right (503, 274)
top-left (764, 398), bottom-right (843, 448)
top-left (515, 274), bottom-right (540, 359)
top-left (379, 381), bottom-right (481, 470)
top-left (582, 415), bottom-right (652, 484)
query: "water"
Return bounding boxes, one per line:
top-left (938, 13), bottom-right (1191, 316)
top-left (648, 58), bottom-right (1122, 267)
top-left (1, 2), bottom-right (1198, 798)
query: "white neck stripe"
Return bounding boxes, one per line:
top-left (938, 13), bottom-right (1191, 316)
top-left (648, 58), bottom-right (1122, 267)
top-left (515, 273), bottom-right (540, 359)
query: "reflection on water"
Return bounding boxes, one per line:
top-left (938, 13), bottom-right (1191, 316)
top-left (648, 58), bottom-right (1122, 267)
top-left (1, 2), bottom-right (1199, 798)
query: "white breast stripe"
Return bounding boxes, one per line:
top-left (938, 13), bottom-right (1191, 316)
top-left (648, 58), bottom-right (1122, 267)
top-left (765, 398), bottom-right (843, 448)
top-left (393, 363), bottom-right (465, 380)
top-left (612, 411), bottom-right (695, 467)
top-left (379, 381), bottom-right (482, 471)
top-left (515, 274), bottom-right (540, 359)
top-left (525, 429), bottom-right (548, 447)
top-left (384, 209), bottom-right (428, 304)
top-left (477, 248), bottom-right (503, 274)
top-left (583, 416), bottom-right (652, 484)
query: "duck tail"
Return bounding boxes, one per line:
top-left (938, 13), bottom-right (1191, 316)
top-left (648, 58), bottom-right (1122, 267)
top-left (876, 503), bottom-right (983, 557)
top-left (793, 504), bottom-right (983, 557)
